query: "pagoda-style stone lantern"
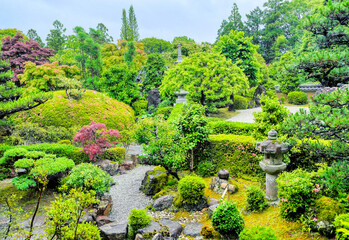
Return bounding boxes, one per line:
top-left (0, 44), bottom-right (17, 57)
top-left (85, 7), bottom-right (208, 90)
top-left (256, 129), bottom-right (291, 201)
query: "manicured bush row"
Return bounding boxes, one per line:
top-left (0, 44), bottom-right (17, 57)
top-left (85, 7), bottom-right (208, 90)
top-left (196, 134), bottom-right (263, 178)
top-left (208, 121), bottom-right (256, 135)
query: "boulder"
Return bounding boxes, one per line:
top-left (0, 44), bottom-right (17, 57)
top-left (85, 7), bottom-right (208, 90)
top-left (121, 160), bottom-right (135, 170)
top-left (148, 88), bottom-right (161, 112)
top-left (182, 197), bottom-right (208, 212)
top-left (208, 204), bottom-right (219, 218)
top-left (159, 218), bottom-right (183, 239)
top-left (95, 160), bottom-right (119, 176)
top-left (99, 223), bottom-right (128, 240)
top-left (210, 177), bottom-right (237, 194)
top-left (152, 233), bottom-right (164, 240)
top-left (135, 233), bottom-right (145, 240)
top-left (208, 198), bottom-right (219, 206)
top-left (253, 85), bottom-right (266, 107)
top-left (0, 216), bottom-right (10, 230)
top-left (140, 166), bottom-right (168, 196)
top-left (183, 222), bottom-right (203, 237)
top-left (97, 194), bottom-right (113, 216)
top-left (315, 221), bottom-right (335, 238)
top-left (96, 216), bottom-right (114, 227)
top-left (137, 220), bottom-right (162, 235)
top-left (79, 213), bottom-right (95, 225)
top-left (153, 195), bottom-right (174, 211)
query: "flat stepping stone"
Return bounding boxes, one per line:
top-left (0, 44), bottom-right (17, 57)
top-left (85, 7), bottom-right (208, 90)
top-left (159, 218), bottom-right (183, 239)
top-left (137, 220), bottom-right (162, 235)
top-left (99, 222), bottom-right (128, 240)
top-left (183, 222), bottom-right (202, 237)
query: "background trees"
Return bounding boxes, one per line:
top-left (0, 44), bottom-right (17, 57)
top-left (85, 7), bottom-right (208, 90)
top-left (120, 5), bottom-right (139, 41)
top-left (46, 20), bottom-right (67, 52)
top-left (217, 3), bottom-right (245, 41)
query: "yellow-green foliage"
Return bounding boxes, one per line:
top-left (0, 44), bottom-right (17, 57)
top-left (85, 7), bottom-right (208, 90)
top-left (102, 147), bottom-right (126, 163)
top-left (58, 140), bottom-right (71, 145)
top-left (11, 90), bottom-right (135, 131)
top-left (167, 103), bottom-right (183, 122)
top-left (197, 134), bottom-right (262, 178)
top-left (315, 196), bottom-right (344, 222)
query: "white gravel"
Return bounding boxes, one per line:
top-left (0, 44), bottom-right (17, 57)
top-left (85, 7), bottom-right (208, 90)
top-left (109, 165), bottom-right (154, 224)
top-left (226, 106), bottom-right (309, 123)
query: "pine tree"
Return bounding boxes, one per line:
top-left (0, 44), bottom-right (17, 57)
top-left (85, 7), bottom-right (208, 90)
top-left (217, 3), bottom-right (244, 41)
top-left (46, 20), bottom-right (66, 52)
top-left (128, 5), bottom-right (139, 41)
top-left (27, 29), bottom-right (44, 47)
top-left (120, 9), bottom-right (130, 40)
top-left (245, 7), bottom-right (264, 46)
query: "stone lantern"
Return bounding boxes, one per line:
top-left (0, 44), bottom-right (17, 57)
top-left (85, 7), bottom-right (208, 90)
top-left (256, 129), bottom-right (291, 201)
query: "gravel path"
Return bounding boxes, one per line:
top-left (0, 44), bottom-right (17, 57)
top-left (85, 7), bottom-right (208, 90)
top-left (109, 165), bottom-right (154, 224)
top-left (226, 106), bottom-right (309, 123)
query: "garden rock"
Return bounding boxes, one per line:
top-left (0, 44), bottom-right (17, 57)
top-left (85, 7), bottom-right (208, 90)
top-left (140, 167), bottom-right (168, 196)
top-left (315, 221), bottom-right (335, 238)
top-left (220, 183), bottom-right (236, 194)
top-left (99, 222), bottom-right (128, 240)
top-left (153, 195), bottom-right (174, 211)
top-left (97, 194), bottom-right (113, 216)
top-left (253, 85), bottom-right (266, 107)
top-left (0, 216), bottom-right (10, 230)
top-left (79, 213), bottom-right (95, 225)
top-left (137, 220), bottom-right (162, 235)
top-left (121, 160), bottom-right (135, 170)
top-left (135, 233), bottom-right (145, 240)
top-left (182, 197), bottom-right (208, 212)
top-left (95, 160), bottom-right (119, 176)
top-left (152, 233), bottom-right (164, 240)
top-left (15, 168), bottom-right (27, 176)
top-left (208, 204), bottom-right (219, 218)
top-left (183, 222), bottom-right (203, 237)
top-left (18, 215), bottom-right (46, 229)
top-left (210, 177), bottom-right (237, 194)
top-left (96, 216), bottom-right (114, 227)
top-left (148, 88), bottom-right (161, 111)
top-left (218, 169), bottom-right (229, 180)
top-left (159, 218), bottom-right (183, 239)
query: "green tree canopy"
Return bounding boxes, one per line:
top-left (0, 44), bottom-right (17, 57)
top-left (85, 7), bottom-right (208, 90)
top-left (214, 30), bottom-right (261, 87)
top-left (142, 53), bottom-right (166, 95)
top-left (46, 20), bottom-right (67, 52)
top-left (128, 5), bottom-right (139, 41)
top-left (141, 37), bottom-right (172, 54)
top-left (217, 3), bottom-right (244, 41)
top-left (27, 29), bottom-right (44, 47)
top-left (160, 51), bottom-right (248, 112)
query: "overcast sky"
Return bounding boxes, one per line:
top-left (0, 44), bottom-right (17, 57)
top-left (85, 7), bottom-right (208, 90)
top-left (0, 0), bottom-right (265, 44)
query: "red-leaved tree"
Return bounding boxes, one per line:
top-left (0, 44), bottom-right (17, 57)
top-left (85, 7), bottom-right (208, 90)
top-left (1, 32), bottom-right (54, 82)
top-left (73, 122), bottom-right (122, 161)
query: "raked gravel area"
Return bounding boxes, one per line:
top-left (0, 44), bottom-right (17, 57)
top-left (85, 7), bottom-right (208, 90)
top-left (109, 165), bottom-right (154, 224)
top-left (226, 106), bottom-right (309, 123)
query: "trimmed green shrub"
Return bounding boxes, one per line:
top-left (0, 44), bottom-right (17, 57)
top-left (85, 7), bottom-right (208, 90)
top-left (197, 161), bottom-right (216, 177)
top-left (12, 175), bottom-right (37, 190)
top-left (128, 209), bottom-right (151, 237)
top-left (212, 201), bottom-right (244, 238)
top-left (280, 96), bottom-right (286, 104)
top-left (58, 140), bottom-right (71, 145)
top-left (102, 147), bottom-right (126, 163)
top-left (0, 148), bottom-right (28, 167)
top-left (277, 169), bottom-right (317, 221)
top-left (234, 95), bottom-right (248, 110)
top-left (133, 100), bottom-right (148, 116)
top-left (156, 106), bottom-right (173, 120)
top-left (315, 196), bottom-right (344, 222)
top-left (31, 157), bottom-right (75, 177)
top-left (14, 158), bottom-right (35, 169)
top-left (196, 134), bottom-right (262, 178)
top-left (11, 90), bottom-right (135, 131)
top-left (287, 91), bottom-right (308, 105)
top-left (25, 151), bottom-right (46, 159)
top-left (208, 121), bottom-right (255, 135)
top-left (239, 226), bottom-right (278, 240)
top-left (246, 186), bottom-right (268, 212)
top-left (63, 163), bottom-right (113, 195)
top-left (178, 175), bottom-right (206, 205)
top-left (334, 213), bottom-right (349, 240)
top-left (167, 103), bottom-right (183, 122)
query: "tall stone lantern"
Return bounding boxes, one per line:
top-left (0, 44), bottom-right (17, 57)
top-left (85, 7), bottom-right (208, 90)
top-left (256, 129), bottom-right (291, 201)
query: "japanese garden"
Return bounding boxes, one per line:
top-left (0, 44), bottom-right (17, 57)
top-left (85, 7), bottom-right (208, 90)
top-left (0, 0), bottom-right (348, 239)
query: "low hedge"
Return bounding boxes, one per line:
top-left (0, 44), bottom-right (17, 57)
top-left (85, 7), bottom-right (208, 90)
top-left (196, 134), bottom-right (263, 178)
top-left (102, 147), bottom-right (126, 163)
top-left (167, 103), bottom-right (184, 122)
top-left (208, 121), bottom-right (256, 135)
top-left (287, 91), bottom-right (308, 105)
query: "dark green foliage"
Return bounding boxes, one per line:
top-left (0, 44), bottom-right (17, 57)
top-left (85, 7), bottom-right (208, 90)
top-left (178, 175), bottom-right (206, 205)
top-left (217, 3), bottom-right (245, 40)
top-left (239, 226), bottom-right (278, 240)
top-left (321, 161), bottom-right (349, 199)
top-left (27, 29), bottom-right (44, 47)
top-left (287, 91), bottom-right (308, 105)
top-left (277, 169), bottom-right (317, 221)
top-left (246, 186), bottom-right (268, 212)
top-left (128, 209), bottom-right (150, 237)
top-left (334, 213), bottom-right (349, 240)
top-left (156, 107), bottom-right (173, 120)
top-left (196, 161), bottom-right (216, 177)
top-left (14, 158), bottom-right (35, 168)
top-left (46, 20), bottom-right (66, 52)
top-left (142, 53), bottom-right (166, 95)
top-left (128, 5), bottom-right (139, 41)
top-left (234, 95), bottom-right (249, 109)
top-left (63, 163), bottom-right (113, 195)
top-left (0, 147), bottom-right (28, 167)
top-left (102, 147), bottom-right (126, 163)
top-left (133, 100), bottom-right (148, 116)
top-left (125, 41), bottom-right (137, 64)
top-left (212, 201), bottom-right (244, 238)
top-left (245, 7), bottom-right (263, 46)
top-left (141, 38), bottom-right (172, 54)
top-left (208, 121), bottom-right (256, 136)
top-left (12, 175), bottom-right (37, 190)
top-left (315, 196), bottom-right (344, 222)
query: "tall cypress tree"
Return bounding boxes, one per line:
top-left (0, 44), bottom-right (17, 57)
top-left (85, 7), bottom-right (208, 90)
top-left (46, 20), bottom-right (66, 52)
top-left (128, 5), bottom-right (140, 41)
top-left (216, 3), bottom-right (244, 41)
top-left (120, 9), bottom-right (130, 40)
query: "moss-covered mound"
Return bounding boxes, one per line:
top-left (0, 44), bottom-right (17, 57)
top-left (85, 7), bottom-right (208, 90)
top-left (12, 90), bottom-right (135, 131)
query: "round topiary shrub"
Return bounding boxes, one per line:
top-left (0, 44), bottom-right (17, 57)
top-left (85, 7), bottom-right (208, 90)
top-left (246, 186), bottom-right (268, 212)
top-left (212, 200), bottom-right (244, 238)
top-left (128, 209), bottom-right (151, 237)
top-left (197, 161), bottom-right (216, 177)
top-left (315, 196), bottom-right (344, 222)
top-left (178, 175), bottom-right (206, 205)
top-left (287, 91), bottom-right (308, 105)
top-left (239, 226), bottom-right (278, 240)
top-left (63, 163), bottom-right (113, 196)
top-left (11, 90), bottom-right (135, 131)
top-left (234, 95), bottom-right (248, 110)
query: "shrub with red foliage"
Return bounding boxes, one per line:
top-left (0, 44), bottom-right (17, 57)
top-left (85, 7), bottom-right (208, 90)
top-left (73, 122), bottom-right (122, 161)
top-left (1, 32), bottom-right (54, 82)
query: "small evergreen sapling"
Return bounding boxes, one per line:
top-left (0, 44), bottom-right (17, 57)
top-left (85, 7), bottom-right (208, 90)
top-left (73, 122), bottom-right (121, 161)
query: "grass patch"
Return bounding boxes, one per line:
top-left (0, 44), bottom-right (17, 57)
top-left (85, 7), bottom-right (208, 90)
top-left (208, 107), bottom-right (240, 120)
